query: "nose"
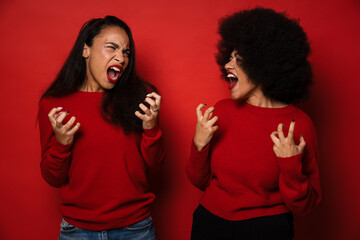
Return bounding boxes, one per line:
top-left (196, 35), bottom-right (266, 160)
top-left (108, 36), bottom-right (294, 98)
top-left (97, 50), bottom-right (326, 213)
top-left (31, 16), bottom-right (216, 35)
top-left (114, 50), bottom-right (125, 63)
top-left (224, 59), bottom-right (233, 70)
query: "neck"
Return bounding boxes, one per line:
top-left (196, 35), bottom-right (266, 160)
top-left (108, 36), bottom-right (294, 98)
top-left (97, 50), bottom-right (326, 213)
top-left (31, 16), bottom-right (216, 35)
top-left (245, 89), bottom-right (288, 108)
top-left (79, 79), bottom-right (104, 92)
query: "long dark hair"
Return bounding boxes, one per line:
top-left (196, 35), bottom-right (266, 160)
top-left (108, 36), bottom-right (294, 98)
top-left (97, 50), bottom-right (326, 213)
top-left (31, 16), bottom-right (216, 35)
top-left (40, 16), bottom-right (154, 133)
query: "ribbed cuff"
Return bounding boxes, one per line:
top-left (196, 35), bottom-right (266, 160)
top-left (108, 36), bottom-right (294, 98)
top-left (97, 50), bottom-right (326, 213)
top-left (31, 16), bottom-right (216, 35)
top-left (143, 124), bottom-right (160, 138)
top-left (191, 141), bottom-right (210, 157)
top-left (53, 138), bottom-right (72, 154)
top-left (277, 152), bottom-right (303, 176)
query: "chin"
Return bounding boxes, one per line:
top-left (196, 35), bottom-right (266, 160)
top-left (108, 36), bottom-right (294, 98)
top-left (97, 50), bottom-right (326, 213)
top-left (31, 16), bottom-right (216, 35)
top-left (231, 93), bottom-right (240, 100)
top-left (102, 82), bottom-right (116, 90)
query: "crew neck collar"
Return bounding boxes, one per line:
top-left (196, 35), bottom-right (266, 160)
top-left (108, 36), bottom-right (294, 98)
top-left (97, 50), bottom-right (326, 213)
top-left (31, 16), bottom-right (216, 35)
top-left (76, 90), bottom-right (104, 95)
top-left (236, 101), bottom-right (296, 115)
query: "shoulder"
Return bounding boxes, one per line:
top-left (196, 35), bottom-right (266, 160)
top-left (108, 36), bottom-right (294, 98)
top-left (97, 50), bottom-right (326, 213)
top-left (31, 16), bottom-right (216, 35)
top-left (38, 93), bottom-right (75, 113)
top-left (291, 106), bottom-right (314, 125)
top-left (214, 99), bottom-right (247, 115)
top-left (291, 106), bottom-right (317, 136)
top-left (143, 81), bottom-right (158, 94)
top-left (39, 96), bottom-right (57, 112)
top-left (214, 98), bottom-right (235, 109)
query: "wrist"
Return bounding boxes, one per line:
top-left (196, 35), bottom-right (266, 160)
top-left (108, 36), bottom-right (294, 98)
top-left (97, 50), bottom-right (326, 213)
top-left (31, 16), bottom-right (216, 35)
top-left (194, 140), bottom-right (206, 151)
top-left (143, 121), bottom-right (157, 130)
top-left (55, 136), bottom-right (73, 146)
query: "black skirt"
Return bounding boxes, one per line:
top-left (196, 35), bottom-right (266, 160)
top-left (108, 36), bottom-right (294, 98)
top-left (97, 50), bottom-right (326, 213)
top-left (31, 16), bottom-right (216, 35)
top-left (191, 204), bottom-right (294, 240)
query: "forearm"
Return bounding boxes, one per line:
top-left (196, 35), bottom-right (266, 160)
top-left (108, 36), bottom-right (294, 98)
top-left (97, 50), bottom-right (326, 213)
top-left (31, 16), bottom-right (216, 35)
top-left (186, 142), bottom-right (212, 191)
top-left (278, 153), bottom-right (321, 215)
top-left (140, 124), bottom-right (165, 170)
top-left (40, 137), bottom-right (72, 188)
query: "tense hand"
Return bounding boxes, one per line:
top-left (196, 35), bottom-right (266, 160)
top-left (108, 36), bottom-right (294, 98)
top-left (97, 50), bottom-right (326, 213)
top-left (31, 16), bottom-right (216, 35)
top-left (270, 120), bottom-right (306, 158)
top-left (135, 92), bottom-right (161, 129)
top-left (193, 104), bottom-right (219, 151)
top-left (48, 107), bottom-right (80, 145)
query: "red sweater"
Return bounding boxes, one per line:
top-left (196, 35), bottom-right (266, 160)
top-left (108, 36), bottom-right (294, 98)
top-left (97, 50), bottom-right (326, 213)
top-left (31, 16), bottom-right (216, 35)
top-left (39, 91), bottom-right (164, 231)
top-left (187, 99), bottom-right (321, 221)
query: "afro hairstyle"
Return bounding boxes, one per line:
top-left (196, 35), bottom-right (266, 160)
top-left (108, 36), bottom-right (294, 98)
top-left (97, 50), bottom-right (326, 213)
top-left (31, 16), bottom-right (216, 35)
top-left (216, 7), bottom-right (313, 104)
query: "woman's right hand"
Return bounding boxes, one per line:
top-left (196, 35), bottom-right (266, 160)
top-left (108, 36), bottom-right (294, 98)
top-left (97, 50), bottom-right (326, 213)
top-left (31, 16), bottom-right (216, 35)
top-left (48, 107), bottom-right (80, 145)
top-left (193, 104), bottom-right (219, 151)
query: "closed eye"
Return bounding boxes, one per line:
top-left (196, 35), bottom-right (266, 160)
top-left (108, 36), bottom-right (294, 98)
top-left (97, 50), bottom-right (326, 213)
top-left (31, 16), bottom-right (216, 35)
top-left (105, 42), bottom-right (119, 50)
top-left (123, 49), bottom-right (131, 57)
top-left (236, 58), bottom-right (243, 63)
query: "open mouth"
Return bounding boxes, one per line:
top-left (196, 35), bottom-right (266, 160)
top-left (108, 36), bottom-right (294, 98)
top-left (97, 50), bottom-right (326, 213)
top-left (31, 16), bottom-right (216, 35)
top-left (107, 65), bottom-right (123, 83)
top-left (227, 72), bottom-right (238, 90)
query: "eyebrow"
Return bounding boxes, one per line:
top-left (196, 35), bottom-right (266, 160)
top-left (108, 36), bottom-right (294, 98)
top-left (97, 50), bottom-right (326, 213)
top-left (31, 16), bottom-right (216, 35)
top-left (105, 42), bottom-right (130, 53)
top-left (105, 42), bottom-right (119, 48)
top-left (233, 53), bottom-right (243, 60)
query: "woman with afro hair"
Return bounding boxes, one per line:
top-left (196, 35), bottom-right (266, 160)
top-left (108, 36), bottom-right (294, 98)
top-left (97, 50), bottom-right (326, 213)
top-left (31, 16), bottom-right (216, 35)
top-left (187, 7), bottom-right (321, 239)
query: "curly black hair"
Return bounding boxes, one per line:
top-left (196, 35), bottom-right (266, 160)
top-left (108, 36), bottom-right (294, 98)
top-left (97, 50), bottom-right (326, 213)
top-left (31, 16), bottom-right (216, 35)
top-left (216, 7), bottom-right (312, 104)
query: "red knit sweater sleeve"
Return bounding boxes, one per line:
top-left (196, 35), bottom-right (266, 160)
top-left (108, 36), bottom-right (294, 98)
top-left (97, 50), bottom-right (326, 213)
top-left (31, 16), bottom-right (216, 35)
top-left (186, 143), bottom-right (212, 191)
top-left (140, 123), bottom-right (165, 170)
top-left (277, 122), bottom-right (321, 215)
top-left (38, 99), bottom-right (72, 188)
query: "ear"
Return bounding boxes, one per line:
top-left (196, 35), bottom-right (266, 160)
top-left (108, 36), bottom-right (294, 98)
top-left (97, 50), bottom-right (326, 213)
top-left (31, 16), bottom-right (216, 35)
top-left (82, 44), bottom-right (90, 58)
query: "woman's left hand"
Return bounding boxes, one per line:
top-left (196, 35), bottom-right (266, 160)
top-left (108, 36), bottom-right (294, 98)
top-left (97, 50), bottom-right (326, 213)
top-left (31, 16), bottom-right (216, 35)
top-left (270, 120), bottom-right (306, 158)
top-left (135, 92), bottom-right (161, 129)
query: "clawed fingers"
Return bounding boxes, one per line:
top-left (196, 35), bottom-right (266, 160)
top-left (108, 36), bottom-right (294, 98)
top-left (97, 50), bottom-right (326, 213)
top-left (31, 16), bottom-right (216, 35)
top-left (196, 103), bottom-right (206, 120)
top-left (63, 116), bottom-right (76, 130)
top-left (67, 122), bottom-right (81, 136)
top-left (270, 131), bottom-right (280, 145)
top-left (135, 94), bottom-right (161, 129)
top-left (271, 120), bottom-right (306, 157)
top-left (298, 134), bottom-right (306, 152)
top-left (47, 107), bottom-right (79, 131)
top-left (135, 110), bottom-right (150, 121)
top-left (47, 107), bottom-right (80, 145)
top-left (277, 123), bottom-right (285, 141)
top-left (203, 107), bottom-right (215, 122)
top-left (288, 120), bottom-right (295, 142)
top-left (208, 115), bottom-right (219, 126)
top-left (134, 111), bottom-right (144, 120)
top-left (48, 107), bottom-right (63, 126)
top-left (193, 104), bottom-right (218, 151)
top-left (195, 104), bottom-right (218, 128)
top-left (139, 103), bottom-right (151, 117)
top-left (146, 92), bottom-right (161, 110)
top-left (209, 111), bottom-right (213, 119)
top-left (55, 111), bottom-right (69, 128)
top-left (144, 96), bottom-right (159, 112)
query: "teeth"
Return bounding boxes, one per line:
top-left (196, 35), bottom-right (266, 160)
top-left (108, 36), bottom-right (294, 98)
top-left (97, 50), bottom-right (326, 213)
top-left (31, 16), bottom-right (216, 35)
top-left (110, 66), bottom-right (121, 72)
top-left (227, 73), bottom-right (236, 78)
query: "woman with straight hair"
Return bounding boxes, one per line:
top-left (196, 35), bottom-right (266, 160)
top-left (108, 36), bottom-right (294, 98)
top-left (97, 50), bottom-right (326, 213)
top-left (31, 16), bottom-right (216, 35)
top-left (187, 8), bottom-right (321, 240)
top-left (38, 16), bottom-right (164, 240)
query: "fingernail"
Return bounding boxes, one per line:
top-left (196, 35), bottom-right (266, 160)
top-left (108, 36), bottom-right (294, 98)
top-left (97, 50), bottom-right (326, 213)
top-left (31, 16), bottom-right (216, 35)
top-left (57, 107), bottom-right (63, 110)
top-left (292, 120), bottom-right (295, 122)
top-left (204, 104), bottom-right (207, 106)
top-left (300, 134), bottom-right (303, 137)
top-left (146, 94), bottom-right (151, 97)
top-left (66, 111), bottom-right (69, 113)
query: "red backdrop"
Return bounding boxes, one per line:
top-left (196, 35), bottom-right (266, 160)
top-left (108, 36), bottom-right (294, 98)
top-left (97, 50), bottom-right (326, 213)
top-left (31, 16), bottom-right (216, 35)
top-left (1, 0), bottom-right (360, 239)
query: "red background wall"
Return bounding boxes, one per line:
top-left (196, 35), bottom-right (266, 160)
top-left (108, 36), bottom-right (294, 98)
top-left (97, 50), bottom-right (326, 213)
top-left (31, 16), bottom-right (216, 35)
top-left (1, 0), bottom-right (360, 239)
